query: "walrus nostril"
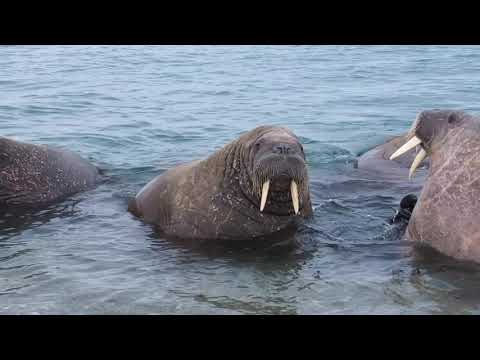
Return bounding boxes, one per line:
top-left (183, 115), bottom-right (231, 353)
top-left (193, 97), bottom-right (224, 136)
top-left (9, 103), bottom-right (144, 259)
top-left (274, 144), bottom-right (292, 155)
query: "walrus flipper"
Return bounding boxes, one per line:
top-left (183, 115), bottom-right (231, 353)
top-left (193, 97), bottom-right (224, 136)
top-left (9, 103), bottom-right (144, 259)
top-left (127, 198), bottom-right (140, 217)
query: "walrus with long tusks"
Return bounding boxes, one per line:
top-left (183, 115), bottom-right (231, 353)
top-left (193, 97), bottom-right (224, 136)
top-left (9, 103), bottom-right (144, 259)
top-left (362, 110), bottom-right (480, 264)
top-left (128, 125), bottom-right (313, 241)
top-left (0, 137), bottom-right (100, 210)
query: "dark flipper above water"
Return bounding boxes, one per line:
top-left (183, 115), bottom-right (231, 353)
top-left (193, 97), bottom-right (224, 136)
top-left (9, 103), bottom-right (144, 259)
top-left (0, 137), bottom-right (100, 209)
top-left (389, 193), bottom-right (417, 225)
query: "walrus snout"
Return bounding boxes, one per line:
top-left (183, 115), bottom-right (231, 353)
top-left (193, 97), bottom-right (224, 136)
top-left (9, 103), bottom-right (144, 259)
top-left (253, 154), bottom-right (307, 215)
top-left (270, 173), bottom-right (292, 190)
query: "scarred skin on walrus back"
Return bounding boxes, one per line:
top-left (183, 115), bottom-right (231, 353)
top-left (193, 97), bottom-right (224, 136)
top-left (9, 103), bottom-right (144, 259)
top-left (0, 137), bottom-right (100, 209)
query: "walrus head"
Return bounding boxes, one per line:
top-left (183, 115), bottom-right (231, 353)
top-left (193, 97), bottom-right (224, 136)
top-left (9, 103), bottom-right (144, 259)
top-left (235, 126), bottom-right (310, 216)
top-left (390, 110), bottom-right (475, 178)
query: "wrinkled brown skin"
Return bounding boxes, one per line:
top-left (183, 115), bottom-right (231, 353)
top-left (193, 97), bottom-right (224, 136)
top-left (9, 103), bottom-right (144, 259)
top-left (359, 110), bottom-right (480, 264)
top-left (0, 137), bottom-right (100, 209)
top-left (129, 126), bottom-right (313, 241)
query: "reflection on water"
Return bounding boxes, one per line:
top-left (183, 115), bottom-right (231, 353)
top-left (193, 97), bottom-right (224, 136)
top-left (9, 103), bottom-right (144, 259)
top-left (1, 45), bottom-right (480, 314)
top-left (0, 201), bottom-right (81, 238)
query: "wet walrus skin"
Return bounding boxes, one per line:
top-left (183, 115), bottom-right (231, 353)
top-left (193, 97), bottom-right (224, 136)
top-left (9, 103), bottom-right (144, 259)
top-left (129, 125), bottom-right (313, 241)
top-left (361, 110), bottom-right (480, 264)
top-left (0, 137), bottom-right (100, 208)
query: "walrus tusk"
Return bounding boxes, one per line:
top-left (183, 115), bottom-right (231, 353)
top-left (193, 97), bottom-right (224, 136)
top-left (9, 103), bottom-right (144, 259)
top-left (291, 180), bottom-right (299, 215)
top-left (260, 180), bottom-right (270, 212)
top-left (409, 148), bottom-right (427, 180)
top-left (390, 136), bottom-right (422, 160)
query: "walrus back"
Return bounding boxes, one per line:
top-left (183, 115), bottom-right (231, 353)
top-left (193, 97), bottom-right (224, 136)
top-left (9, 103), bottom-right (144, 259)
top-left (129, 159), bottom-right (210, 231)
top-left (0, 137), bottom-right (99, 208)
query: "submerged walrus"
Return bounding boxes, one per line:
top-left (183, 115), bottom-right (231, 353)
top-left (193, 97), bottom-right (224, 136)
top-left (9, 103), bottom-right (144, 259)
top-left (0, 137), bottom-right (100, 209)
top-left (128, 125), bottom-right (313, 241)
top-left (362, 110), bottom-right (480, 263)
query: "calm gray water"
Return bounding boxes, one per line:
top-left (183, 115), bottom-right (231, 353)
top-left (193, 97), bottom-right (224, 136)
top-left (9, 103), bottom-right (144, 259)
top-left (1, 45), bottom-right (480, 314)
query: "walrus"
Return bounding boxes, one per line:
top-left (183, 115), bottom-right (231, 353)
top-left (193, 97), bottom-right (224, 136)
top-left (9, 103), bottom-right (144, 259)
top-left (128, 125), bottom-right (313, 241)
top-left (0, 137), bottom-right (100, 209)
top-left (361, 110), bottom-right (480, 264)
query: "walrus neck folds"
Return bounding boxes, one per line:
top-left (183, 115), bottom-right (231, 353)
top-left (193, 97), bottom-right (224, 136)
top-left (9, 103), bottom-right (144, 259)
top-left (220, 139), bottom-right (259, 208)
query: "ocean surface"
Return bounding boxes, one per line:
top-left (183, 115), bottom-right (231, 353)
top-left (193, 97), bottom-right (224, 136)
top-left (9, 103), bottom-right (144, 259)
top-left (1, 45), bottom-right (480, 314)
